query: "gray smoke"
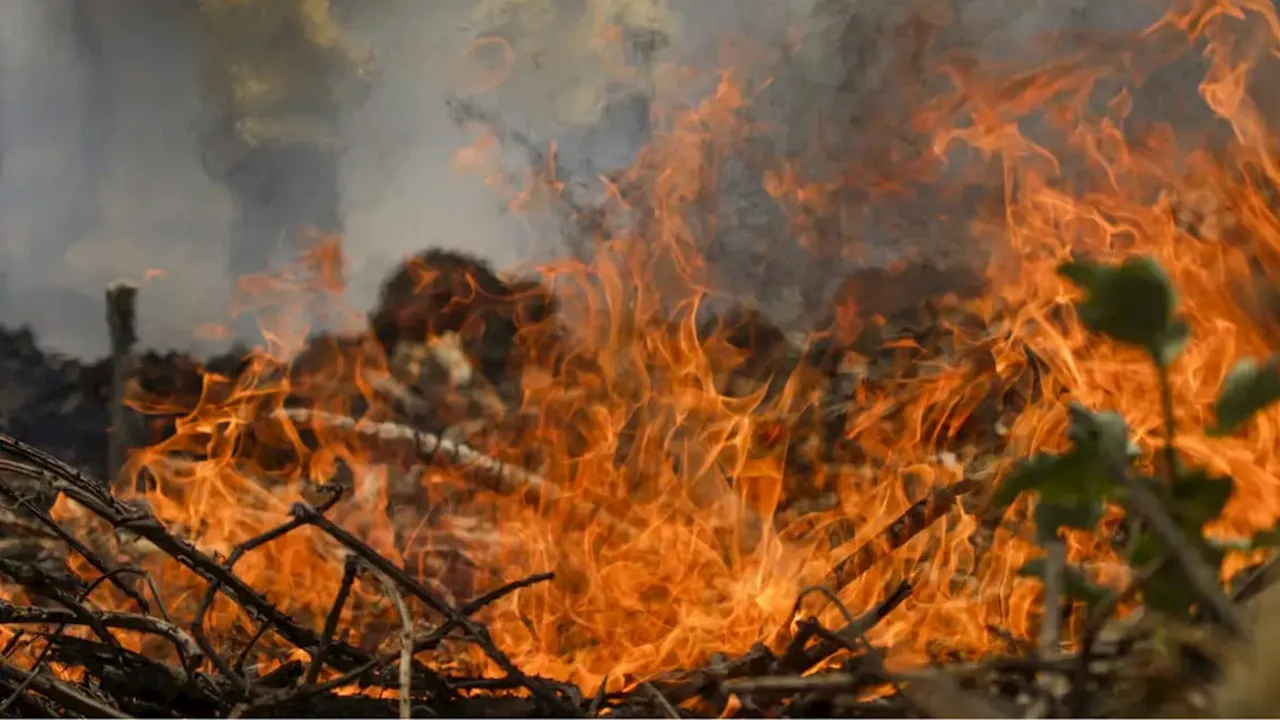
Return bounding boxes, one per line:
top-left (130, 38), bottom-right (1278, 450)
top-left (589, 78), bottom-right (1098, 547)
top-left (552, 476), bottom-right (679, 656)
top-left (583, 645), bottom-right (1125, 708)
top-left (0, 0), bottom-right (1215, 359)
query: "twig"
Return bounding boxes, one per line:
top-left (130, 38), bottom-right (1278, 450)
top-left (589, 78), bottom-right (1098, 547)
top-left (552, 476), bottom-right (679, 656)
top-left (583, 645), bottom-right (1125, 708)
top-left (1112, 466), bottom-right (1249, 639)
top-left (1039, 539), bottom-right (1066, 656)
top-left (784, 585), bottom-right (873, 665)
top-left (190, 485), bottom-right (347, 698)
top-left (0, 631), bottom-right (23, 658)
top-left (0, 602), bottom-right (202, 670)
top-left (724, 670), bottom-right (1005, 717)
top-left (303, 554), bottom-right (360, 685)
top-left (773, 618), bottom-right (819, 674)
top-left (460, 571), bottom-right (556, 611)
top-left (287, 502), bottom-right (577, 716)
top-left (233, 621), bottom-right (274, 677)
top-left (648, 645), bottom-right (775, 709)
top-left (243, 571), bottom-right (556, 713)
top-left (105, 282), bottom-right (139, 485)
top-left (0, 560), bottom-right (152, 715)
top-left (776, 582), bottom-right (910, 710)
top-left (831, 478), bottom-right (980, 590)
top-left (587, 674), bottom-right (610, 717)
top-left (39, 588), bottom-right (119, 647)
top-left (369, 566), bottom-right (413, 720)
top-left (0, 437), bottom-right (375, 677)
top-left (799, 580), bottom-right (913, 672)
top-left (722, 672), bottom-right (869, 694)
top-left (368, 374), bottom-right (433, 419)
top-left (651, 582), bottom-right (913, 711)
top-left (644, 681), bottom-right (680, 718)
top-left (0, 656), bottom-right (131, 719)
top-left (1069, 555), bottom-right (1167, 717)
top-left (0, 482), bottom-right (149, 613)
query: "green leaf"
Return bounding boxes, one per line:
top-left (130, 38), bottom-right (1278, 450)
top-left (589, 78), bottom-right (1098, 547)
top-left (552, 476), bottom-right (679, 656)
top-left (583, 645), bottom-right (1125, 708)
top-left (994, 406), bottom-right (1132, 540)
top-left (1170, 470), bottom-right (1234, 532)
top-left (993, 454), bottom-right (1057, 509)
top-left (1017, 559), bottom-right (1107, 606)
top-left (998, 449), bottom-right (1110, 506)
top-left (1130, 529), bottom-right (1227, 620)
top-left (1130, 534), bottom-right (1196, 620)
top-left (1065, 403), bottom-right (1131, 468)
top-left (1210, 356), bottom-right (1280, 436)
top-left (1034, 498), bottom-right (1103, 540)
top-left (1057, 257), bottom-right (1185, 363)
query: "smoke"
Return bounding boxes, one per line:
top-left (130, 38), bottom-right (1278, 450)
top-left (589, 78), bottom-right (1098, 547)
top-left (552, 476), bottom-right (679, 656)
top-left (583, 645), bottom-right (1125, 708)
top-left (0, 0), bottom-right (1236, 359)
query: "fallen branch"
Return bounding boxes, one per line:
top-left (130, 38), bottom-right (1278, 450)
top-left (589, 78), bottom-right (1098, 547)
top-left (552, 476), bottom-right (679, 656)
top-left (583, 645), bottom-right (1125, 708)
top-left (831, 477), bottom-right (981, 591)
top-left (279, 407), bottom-right (639, 544)
top-left (0, 601), bottom-right (202, 671)
top-left (0, 656), bottom-right (131, 719)
top-left (0, 436), bottom-right (380, 676)
top-left (0, 482), bottom-right (149, 613)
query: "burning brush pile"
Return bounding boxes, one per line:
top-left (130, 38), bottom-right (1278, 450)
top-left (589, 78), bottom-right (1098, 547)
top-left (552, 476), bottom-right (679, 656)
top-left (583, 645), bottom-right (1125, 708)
top-left (8, 1), bottom-right (1280, 717)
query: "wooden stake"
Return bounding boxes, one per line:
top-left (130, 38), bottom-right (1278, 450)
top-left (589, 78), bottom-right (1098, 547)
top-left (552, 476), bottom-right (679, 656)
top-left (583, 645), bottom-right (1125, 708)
top-left (105, 282), bottom-right (138, 486)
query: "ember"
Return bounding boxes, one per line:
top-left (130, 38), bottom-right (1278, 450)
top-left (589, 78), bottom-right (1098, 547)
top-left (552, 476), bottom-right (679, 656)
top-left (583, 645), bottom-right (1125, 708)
top-left (5, 0), bottom-right (1280, 717)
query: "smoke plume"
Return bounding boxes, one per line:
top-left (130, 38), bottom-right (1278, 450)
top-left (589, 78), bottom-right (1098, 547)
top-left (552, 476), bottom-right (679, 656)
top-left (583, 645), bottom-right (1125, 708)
top-left (0, 0), bottom-right (1214, 358)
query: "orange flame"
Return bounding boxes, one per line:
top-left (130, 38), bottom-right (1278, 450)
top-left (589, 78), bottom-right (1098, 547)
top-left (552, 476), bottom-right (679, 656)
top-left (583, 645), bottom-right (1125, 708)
top-left (18, 0), bottom-right (1280, 701)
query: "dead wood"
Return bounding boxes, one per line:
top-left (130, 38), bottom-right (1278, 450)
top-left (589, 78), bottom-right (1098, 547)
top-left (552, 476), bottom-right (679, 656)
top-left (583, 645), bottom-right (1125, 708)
top-left (105, 283), bottom-right (139, 486)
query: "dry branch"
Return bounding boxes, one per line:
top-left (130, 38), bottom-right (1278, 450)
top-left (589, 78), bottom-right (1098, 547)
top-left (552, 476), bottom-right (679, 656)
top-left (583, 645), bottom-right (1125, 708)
top-left (278, 407), bottom-right (640, 543)
top-left (0, 656), bottom-right (130, 719)
top-left (831, 476), bottom-right (981, 590)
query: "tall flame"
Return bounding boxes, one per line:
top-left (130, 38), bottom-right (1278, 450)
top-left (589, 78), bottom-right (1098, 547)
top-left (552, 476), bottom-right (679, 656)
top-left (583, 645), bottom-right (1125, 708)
top-left (21, 0), bottom-right (1280, 701)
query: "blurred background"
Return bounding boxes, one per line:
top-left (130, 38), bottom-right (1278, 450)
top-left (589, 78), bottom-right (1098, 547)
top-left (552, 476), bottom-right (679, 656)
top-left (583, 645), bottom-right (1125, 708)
top-left (0, 0), bottom-right (1176, 358)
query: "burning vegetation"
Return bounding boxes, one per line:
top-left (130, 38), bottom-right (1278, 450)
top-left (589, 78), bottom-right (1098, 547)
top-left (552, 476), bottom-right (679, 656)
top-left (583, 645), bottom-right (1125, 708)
top-left (7, 0), bottom-right (1280, 717)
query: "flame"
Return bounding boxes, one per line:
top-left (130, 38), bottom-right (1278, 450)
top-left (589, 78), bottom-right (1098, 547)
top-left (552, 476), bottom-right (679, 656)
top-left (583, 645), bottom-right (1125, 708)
top-left (20, 0), bottom-right (1280, 701)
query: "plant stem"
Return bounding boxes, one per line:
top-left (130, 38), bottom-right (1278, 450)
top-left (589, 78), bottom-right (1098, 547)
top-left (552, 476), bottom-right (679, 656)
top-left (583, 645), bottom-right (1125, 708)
top-left (1156, 363), bottom-right (1180, 482)
top-left (1039, 539), bottom-right (1066, 657)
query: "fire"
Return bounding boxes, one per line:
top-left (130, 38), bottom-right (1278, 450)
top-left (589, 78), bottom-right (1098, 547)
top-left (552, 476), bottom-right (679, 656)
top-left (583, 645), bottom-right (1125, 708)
top-left (22, 0), bottom-right (1280, 702)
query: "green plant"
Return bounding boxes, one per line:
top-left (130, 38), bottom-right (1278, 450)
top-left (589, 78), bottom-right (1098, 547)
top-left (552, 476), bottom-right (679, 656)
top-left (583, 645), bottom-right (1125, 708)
top-left (995, 255), bottom-right (1280, 630)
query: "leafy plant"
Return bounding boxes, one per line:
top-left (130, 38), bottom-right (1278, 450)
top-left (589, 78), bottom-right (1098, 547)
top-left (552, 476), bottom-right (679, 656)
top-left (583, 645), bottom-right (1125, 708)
top-left (996, 255), bottom-right (1280, 631)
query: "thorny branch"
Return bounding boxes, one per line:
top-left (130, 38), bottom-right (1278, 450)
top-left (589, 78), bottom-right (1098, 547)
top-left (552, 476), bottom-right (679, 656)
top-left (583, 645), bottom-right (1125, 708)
top-left (0, 433), bottom-right (577, 716)
top-left (0, 419), bottom-right (985, 718)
